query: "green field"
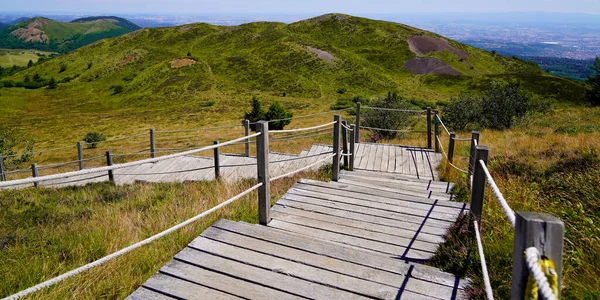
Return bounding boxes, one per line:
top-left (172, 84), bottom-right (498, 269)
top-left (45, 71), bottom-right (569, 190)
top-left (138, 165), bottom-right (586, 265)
top-left (0, 49), bottom-right (56, 67)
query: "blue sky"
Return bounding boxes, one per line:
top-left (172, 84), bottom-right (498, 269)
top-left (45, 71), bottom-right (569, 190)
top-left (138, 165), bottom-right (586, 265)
top-left (3, 0), bottom-right (600, 14)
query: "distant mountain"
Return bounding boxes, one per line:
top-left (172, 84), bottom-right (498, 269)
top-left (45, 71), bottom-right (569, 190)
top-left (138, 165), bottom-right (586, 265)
top-left (0, 16), bottom-right (141, 53)
top-left (8, 17), bottom-right (29, 25)
top-left (127, 19), bottom-right (176, 28)
top-left (0, 22), bottom-right (7, 30)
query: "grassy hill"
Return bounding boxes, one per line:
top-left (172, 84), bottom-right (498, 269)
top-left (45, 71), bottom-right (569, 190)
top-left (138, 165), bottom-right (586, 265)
top-left (0, 16), bottom-right (140, 53)
top-left (0, 13), bottom-right (588, 148)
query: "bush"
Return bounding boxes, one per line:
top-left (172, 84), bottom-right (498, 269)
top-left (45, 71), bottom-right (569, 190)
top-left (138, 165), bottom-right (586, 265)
top-left (265, 101), bottom-right (293, 130)
top-left (83, 132), bottom-right (106, 149)
top-left (0, 128), bottom-right (35, 169)
top-left (362, 92), bottom-right (416, 139)
top-left (47, 77), bottom-right (57, 89)
top-left (442, 95), bottom-right (482, 131)
top-left (87, 61), bottom-right (93, 69)
top-left (199, 100), bottom-right (216, 107)
top-left (59, 63), bottom-right (67, 73)
top-left (336, 87), bottom-right (347, 94)
top-left (244, 96), bottom-right (265, 131)
top-left (587, 57), bottom-right (600, 106)
top-left (111, 85), bottom-right (124, 95)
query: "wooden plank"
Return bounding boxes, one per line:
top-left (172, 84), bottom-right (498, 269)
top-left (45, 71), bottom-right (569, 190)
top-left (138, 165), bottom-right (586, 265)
top-left (160, 259), bottom-right (300, 300)
top-left (355, 143), bottom-right (367, 169)
top-left (141, 273), bottom-right (240, 300)
top-left (341, 169), bottom-right (454, 191)
top-left (276, 197), bottom-right (447, 236)
top-left (188, 237), bottom-right (415, 300)
top-left (202, 225), bottom-right (461, 299)
top-left (270, 210), bottom-right (439, 253)
top-left (374, 144), bottom-right (384, 171)
top-left (127, 287), bottom-right (176, 300)
top-left (387, 144), bottom-right (396, 173)
top-left (359, 143), bottom-right (371, 169)
top-left (281, 193), bottom-right (453, 229)
top-left (338, 177), bottom-right (451, 200)
top-left (213, 219), bottom-right (469, 291)
top-left (395, 146), bottom-right (404, 173)
top-left (287, 185), bottom-right (461, 220)
top-left (297, 179), bottom-right (465, 209)
top-left (340, 171), bottom-right (451, 193)
top-left (175, 245), bottom-right (363, 300)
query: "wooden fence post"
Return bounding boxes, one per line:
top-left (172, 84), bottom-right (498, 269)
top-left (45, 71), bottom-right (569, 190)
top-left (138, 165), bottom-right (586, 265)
top-left (448, 132), bottom-right (456, 163)
top-left (468, 131), bottom-right (481, 184)
top-left (349, 124), bottom-right (355, 171)
top-left (106, 150), bottom-right (114, 183)
top-left (511, 212), bottom-right (564, 299)
top-left (256, 121), bottom-right (270, 225)
top-left (31, 163), bottom-right (39, 188)
top-left (332, 115), bottom-right (341, 182)
top-left (243, 119), bottom-right (250, 157)
top-left (342, 120), bottom-right (349, 168)
top-left (0, 154), bottom-right (6, 181)
top-left (150, 128), bottom-right (156, 158)
top-left (427, 107), bottom-right (432, 149)
top-left (77, 141), bottom-right (84, 170)
top-left (434, 110), bottom-right (440, 153)
top-left (355, 102), bottom-right (361, 143)
top-left (213, 140), bottom-right (220, 180)
top-left (470, 145), bottom-right (488, 220)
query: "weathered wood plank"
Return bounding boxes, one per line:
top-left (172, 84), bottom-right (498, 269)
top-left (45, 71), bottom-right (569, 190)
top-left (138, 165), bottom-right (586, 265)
top-left (188, 237), bottom-right (418, 300)
top-left (338, 177), bottom-right (451, 200)
top-left (126, 287), bottom-right (176, 300)
top-left (387, 144), bottom-right (396, 173)
top-left (202, 225), bottom-right (461, 299)
top-left (340, 171), bottom-right (451, 193)
top-left (141, 273), bottom-right (240, 300)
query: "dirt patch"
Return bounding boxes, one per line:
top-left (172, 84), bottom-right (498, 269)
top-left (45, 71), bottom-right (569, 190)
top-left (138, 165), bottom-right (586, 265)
top-left (120, 55), bottom-right (137, 65)
top-left (170, 58), bottom-right (196, 69)
top-left (10, 18), bottom-right (49, 44)
top-left (306, 46), bottom-right (335, 63)
top-left (178, 26), bottom-right (191, 32)
top-left (407, 35), bottom-right (468, 59)
top-left (404, 58), bottom-right (462, 75)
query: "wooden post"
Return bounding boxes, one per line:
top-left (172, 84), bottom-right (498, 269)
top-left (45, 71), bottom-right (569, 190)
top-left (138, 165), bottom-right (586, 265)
top-left (243, 119), bottom-right (250, 157)
top-left (427, 107), bottom-right (432, 149)
top-left (256, 121), bottom-right (270, 225)
top-left (31, 163), bottom-right (39, 188)
top-left (342, 120), bottom-right (349, 168)
top-left (150, 128), bottom-right (156, 158)
top-left (470, 146), bottom-right (488, 220)
top-left (511, 212), bottom-right (564, 299)
top-left (0, 154), bottom-right (6, 181)
top-left (349, 124), bottom-right (355, 171)
top-left (213, 140), bottom-right (220, 180)
top-left (77, 141), bottom-right (84, 170)
top-left (355, 102), bottom-right (361, 143)
top-left (468, 131), bottom-right (481, 182)
top-left (106, 150), bottom-right (114, 183)
top-left (332, 115), bottom-right (341, 182)
top-left (448, 132), bottom-right (456, 163)
top-left (434, 110), bottom-right (440, 153)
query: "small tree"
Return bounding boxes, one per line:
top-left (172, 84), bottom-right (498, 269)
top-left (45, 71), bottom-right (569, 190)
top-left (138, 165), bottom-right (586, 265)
top-left (87, 61), bottom-right (93, 69)
top-left (27, 60), bottom-right (33, 68)
top-left (587, 57), bottom-right (600, 106)
top-left (244, 96), bottom-right (265, 131)
top-left (83, 132), bottom-right (106, 149)
top-left (442, 95), bottom-right (482, 131)
top-left (59, 63), bottom-right (67, 73)
top-left (111, 85), bottom-right (124, 95)
top-left (23, 75), bottom-right (30, 83)
top-left (32, 73), bottom-right (41, 82)
top-left (362, 92), bottom-right (416, 139)
top-left (480, 81), bottom-right (531, 130)
top-left (265, 101), bottom-right (293, 130)
top-left (47, 77), bottom-right (57, 89)
top-left (187, 51), bottom-right (192, 57)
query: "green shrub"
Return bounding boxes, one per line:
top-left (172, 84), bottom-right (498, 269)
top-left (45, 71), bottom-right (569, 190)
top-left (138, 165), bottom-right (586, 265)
top-left (199, 100), bottom-right (216, 107)
top-left (83, 132), bottom-right (106, 149)
top-left (336, 87), bottom-right (347, 94)
top-left (244, 96), bottom-right (265, 131)
top-left (265, 101), bottom-right (293, 130)
top-left (362, 92), bottom-right (416, 139)
top-left (47, 78), bottom-right (57, 89)
top-left (87, 61), bottom-right (93, 69)
top-left (0, 128), bottom-right (35, 169)
top-left (59, 63), bottom-right (67, 73)
top-left (587, 57), bottom-right (600, 106)
top-left (442, 95), bottom-right (482, 131)
top-left (111, 84), bottom-right (124, 95)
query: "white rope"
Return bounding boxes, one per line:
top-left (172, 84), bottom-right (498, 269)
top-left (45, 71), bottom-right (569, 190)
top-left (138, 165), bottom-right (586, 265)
top-left (340, 152), bottom-right (352, 157)
top-left (340, 123), bottom-right (353, 131)
top-left (359, 126), bottom-right (415, 133)
top-left (474, 139), bottom-right (478, 146)
top-left (0, 133), bottom-right (261, 188)
top-left (436, 135), bottom-right (468, 174)
top-left (249, 107), bottom-right (353, 125)
top-left (270, 121), bottom-right (336, 134)
top-left (525, 247), bottom-right (557, 300)
top-left (362, 106), bottom-right (424, 113)
top-left (474, 221), bottom-right (495, 300)
top-left (156, 124), bottom-right (242, 133)
top-left (3, 182), bottom-right (263, 300)
top-left (270, 153), bottom-right (334, 182)
top-left (479, 160), bottom-right (516, 228)
top-left (435, 115), bottom-right (451, 136)
top-left (454, 138), bottom-right (472, 141)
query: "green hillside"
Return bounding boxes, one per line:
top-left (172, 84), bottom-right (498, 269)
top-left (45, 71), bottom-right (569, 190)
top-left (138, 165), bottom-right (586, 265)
top-left (0, 16), bottom-right (140, 53)
top-left (0, 14), bottom-right (588, 146)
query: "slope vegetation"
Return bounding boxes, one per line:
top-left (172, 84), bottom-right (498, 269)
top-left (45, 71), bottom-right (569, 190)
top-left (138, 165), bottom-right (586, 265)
top-left (0, 16), bottom-right (140, 52)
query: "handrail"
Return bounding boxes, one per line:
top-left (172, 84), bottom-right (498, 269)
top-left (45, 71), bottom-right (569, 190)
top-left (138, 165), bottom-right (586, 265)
top-left (0, 133), bottom-right (261, 188)
top-left (270, 153), bottom-right (335, 182)
top-left (362, 106), bottom-right (425, 113)
top-left (359, 126), bottom-right (423, 133)
top-left (4, 182), bottom-right (263, 300)
top-left (435, 114), bottom-right (451, 136)
top-left (436, 135), bottom-right (468, 174)
top-left (474, 220), bottom-right (494, 300)
top-left (249, 107), bottom-right (353, 125)
top-left (525, 248), bottom-right (558, 300)
top-left (270, 121), bottom-right (336, 134)
top-left (479, 159), bottom-right (516, 227)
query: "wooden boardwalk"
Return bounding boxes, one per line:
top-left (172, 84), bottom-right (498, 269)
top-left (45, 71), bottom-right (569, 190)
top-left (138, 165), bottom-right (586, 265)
top-left (129, 147), bottom-right (468, 300)
top-left (2, 143), bottom-right (442, 189)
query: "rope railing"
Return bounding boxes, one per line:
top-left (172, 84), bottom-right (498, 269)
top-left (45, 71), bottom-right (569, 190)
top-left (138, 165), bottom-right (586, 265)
top-left (479, 159), bottom-right (516, 227)
top-left (269, 152), bottom-right (331, 164)
top-left (362, 106), bottom-right (425, 114)
top-left (474, 220), bottom-right (494, 300)
top-left (453, 137), bottom-right (472, 141)
top-left (4, 182), bottom-right (263, 300)
top-left (436, 135), bottom-right (468, 174)
top-left (435, 114), bottom-right (451, 136)
top-left (248, 107), bottom-right (353, 125)
top-left (359, 126), bottom-right (424, 133)
top-left (270, 121), bottom-right (336, 134)
top-left (270, 153), bottom-right (335, 182)
top-left (0, 133), bottom-right (261, 188)
top-left (340, 123), bottom-right (353, 131)
top-left (156, 124), bottom-right (242, 133)
top-left (525, 248), bottom-right (558, 300)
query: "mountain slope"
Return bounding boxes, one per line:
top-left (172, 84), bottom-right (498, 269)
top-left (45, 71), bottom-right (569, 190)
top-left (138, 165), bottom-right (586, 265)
top-left (0, 16), bottom-right (140, 52)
